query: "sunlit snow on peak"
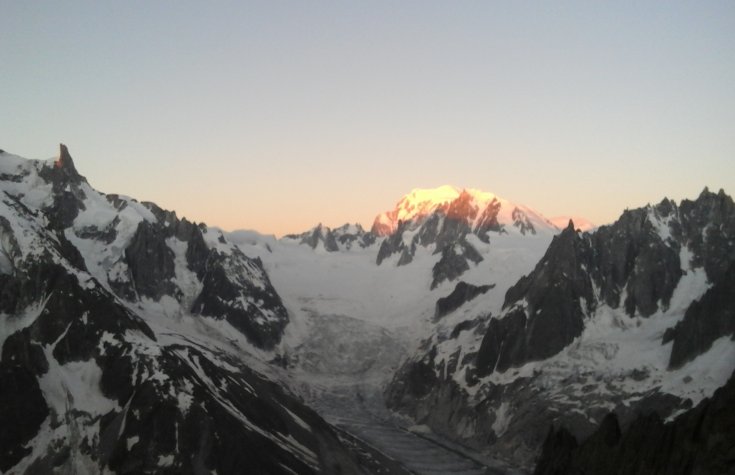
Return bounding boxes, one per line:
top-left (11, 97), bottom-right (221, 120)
top-left (371, 185), bottom-right (559, 237)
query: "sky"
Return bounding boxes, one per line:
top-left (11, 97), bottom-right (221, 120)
top-left (2, 1), bottom-right (734, 236)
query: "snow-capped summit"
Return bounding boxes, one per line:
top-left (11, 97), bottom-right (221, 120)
top-left (371, 185), bottom-right (461, 235)
top-left (372, 186), bottom-right (560, 289)
top-left (371, 185), bottom-right (559, 238)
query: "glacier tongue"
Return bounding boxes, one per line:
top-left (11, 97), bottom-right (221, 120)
top-left (284, 311), bottom-right (519, 475)
top-left (233, 229), bottom-right (552, 473)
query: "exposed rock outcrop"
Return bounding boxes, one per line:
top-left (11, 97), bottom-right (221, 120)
top-left (431, 239), bottom-right (483, 289)
top-left (387, 189), bottom-right (735, 469)
top-left (0, 145), bottom-right (379, 474)
top-left (286, 223), bottom-right (375, 252)
top-left (373, 187), bottom-right (558, 288)
top-left (435, 281), bottom-right (494, 320)
top-left (534, 370), bottom-right (735, 475)
top-left (666, 262), bottom-right (735, 369)
top-left (477, 222), bottom-right (594, 375)
top-left (192, 249), bottom-right (288, 350)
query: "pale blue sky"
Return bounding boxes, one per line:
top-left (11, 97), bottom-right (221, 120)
top-left (2, 1), bottom-right (734, 235)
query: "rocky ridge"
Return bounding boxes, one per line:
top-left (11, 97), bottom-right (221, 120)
top-left (386, 188), bottom-right (735, 470)
top-left (286, 186), bottom-right (559, 290)
top-left (373, 188), bottom-right (558, 286)
top-left (534, 369), bottom-right (735, 475)
top-left (284, 223), bottom-right (376, 252)
top-left (0, 146), bottom-right (380, 473)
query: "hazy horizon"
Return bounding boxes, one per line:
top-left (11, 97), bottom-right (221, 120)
top-left (3, 2), bottom-right (734, 236)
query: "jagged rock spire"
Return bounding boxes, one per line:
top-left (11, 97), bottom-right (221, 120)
top-left (55, 143), bottom-right (79, 174)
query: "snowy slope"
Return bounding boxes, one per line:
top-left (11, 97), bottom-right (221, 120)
top-left (229, 212), bottom-right (555, 473)
top-left (5, 144), bottom-right (730, 474)
top-left (372, 185), bottom-right (559, 237)
top-left (385, 190), bottom-right (735, 470)
top-left (0, 145), bottom-right (378, 474)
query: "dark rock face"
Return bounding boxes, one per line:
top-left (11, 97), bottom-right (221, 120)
top-left (184, 223), bottom-right (210, 276)
top-left (376, 220), bottom-right (414, 265)
top-left (588, 189), bottom-right (734, 318)
top-left (0, 257), bottom-right (156, 471)
top-left (512, 207), bottom-right (536, 235)
top-left (0, 259), bottom-right (361, 472)
top-left (473, 198), bottom-right (502, 242)
top-left (477, 223), bottom-right (594, 375)
top-left (334, 223), bottom-right (377, 249)
top-left (124, 220), bottom-right (179, 300)
top-left (37, 144), bottom-right (86, 192)
top-left (534, 423), bottom-right (578, 475)
top-left (387, 190), bottom-right (735, 469)
top-left (43, 189), bottom-right (86, 230)
top-left (534, 370), bottom-right (735, 475)
top-left (377, 204), bottom-right (489, 288)
top-left (192, 248), bottom-right (289, 350)
top-left (286, 223), bottom-right (376, 252)
top-left (373, 189), bottom-right (557, 291)
top-left (0, 365), bottom-right (49, 471)
top-left (667, 262), bottom-right (735, 369)
top-left (37, 144), bottom-right (88, 230)
top-left (676, 188), bottom-right (735, 283)
top-left (101, 199), bottom-right (290, 350)
top-left (435, 281), bottom-right (494, 320)
top-left (301, 224), bottom-right (339, 251)
top-left (75, 216), bottom-right (120, 244)
top-left (387, 353), bottom-right (441, 402)
top-left (476, 189), bottom-right (735, 375)
top-left (431, 240), bottom-right (483, 289)
top-left (96, 345), bottom-right (366, 475)
top-left (591, 207), bottom-right (682, 317)
top-left (0, 146), bottom-right (378, 474)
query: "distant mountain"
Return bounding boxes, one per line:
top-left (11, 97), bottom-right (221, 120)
top-left (371, 185), bottom-right (559, 239)
top-left (281, 186), bottom-right (565, 289)
top-left (283, 222), bottom-right (376, 252)
top-left (0, 145), bottom-right (379, 474)
top-left (5, 144), bottom-right (732, 474)
top-left (372, 186), bottom-right (560, 288)
top-left (385, 188), bottom-right (735, 470)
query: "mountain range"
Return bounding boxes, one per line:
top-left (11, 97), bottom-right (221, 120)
top-left (1, 145), bottom-right (733, 474)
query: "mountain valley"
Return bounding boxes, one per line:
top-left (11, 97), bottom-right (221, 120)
top-left (1, 145), bottom-right (734, 474)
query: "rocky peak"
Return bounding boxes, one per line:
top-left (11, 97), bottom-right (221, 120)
top-left (549, 216), bottom-right (596, 232)
top-left (371, 185), bottom-right (461, 236)
top-left (286, 222), bottom-right (376, 251)
top-left (55, 143), bottom-right (75, 170)
top-left (45, 143), bottom-right (85, 188)
top-left (477, 189), bottom-right (735, 375)
top-left (675, 187), bottom-right (735, 283)
top-left (35, 144), bottom-right (89, 230)
top-left (374, 186), bottom-right (558, 277)
top-left (476, 223), bottom-right (594, 375)
top-left (446, 189), bottom-right (479, 221)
